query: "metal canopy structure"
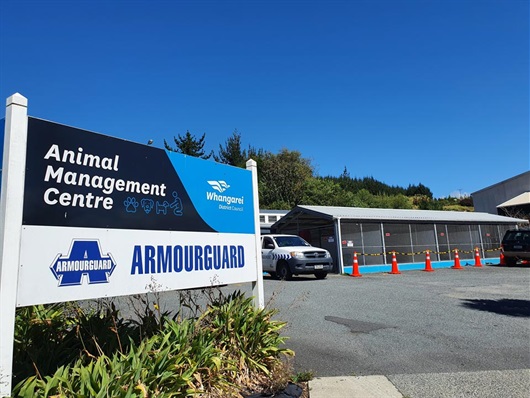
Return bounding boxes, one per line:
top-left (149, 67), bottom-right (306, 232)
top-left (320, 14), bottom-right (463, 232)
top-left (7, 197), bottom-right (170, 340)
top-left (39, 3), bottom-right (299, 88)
top-left (274, 205), bottom-right (527, 226)
top-left (272, 205), bottom-right (528, 274)
top-left (271, 206), bottom-right (334, 232)
top-left (273, 205), bottom-right (526, 235)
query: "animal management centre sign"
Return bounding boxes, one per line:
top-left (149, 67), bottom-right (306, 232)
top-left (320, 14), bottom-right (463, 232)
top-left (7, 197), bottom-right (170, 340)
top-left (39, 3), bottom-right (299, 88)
top-left (18, 117), bottom-right (260, 304)
top-left (0, 93), bottom-right (263, 396)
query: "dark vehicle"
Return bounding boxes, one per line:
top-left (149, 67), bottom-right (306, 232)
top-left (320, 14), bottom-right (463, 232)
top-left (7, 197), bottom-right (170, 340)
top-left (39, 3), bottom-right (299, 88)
top-left (501, 229), bottom-right (530, 266)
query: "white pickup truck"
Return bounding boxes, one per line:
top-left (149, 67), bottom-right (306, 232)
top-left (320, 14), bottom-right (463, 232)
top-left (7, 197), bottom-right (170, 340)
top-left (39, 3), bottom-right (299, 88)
top-left (261, 234), bottom-right (333, 280)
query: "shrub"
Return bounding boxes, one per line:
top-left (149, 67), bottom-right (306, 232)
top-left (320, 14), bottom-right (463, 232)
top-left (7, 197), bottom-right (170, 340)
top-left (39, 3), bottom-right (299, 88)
top-left (12, 290), bottom-right (293, 397)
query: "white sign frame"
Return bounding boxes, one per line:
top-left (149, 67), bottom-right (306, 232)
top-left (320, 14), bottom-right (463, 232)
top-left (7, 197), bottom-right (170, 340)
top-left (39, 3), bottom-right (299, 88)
top-left (0, 94), bottom-right (264, 397)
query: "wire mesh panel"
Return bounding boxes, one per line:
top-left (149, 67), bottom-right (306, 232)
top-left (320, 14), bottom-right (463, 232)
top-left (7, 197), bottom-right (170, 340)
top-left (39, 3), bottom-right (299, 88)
top-left (436, 224), bottom-right (451, 261)
top-left (446, 224), bottom-right (473, 256)
top-left (305, 218), bottom-right (521, 271)
top-left (498, 224), bottom-right (517, 238)
top-left (480, 224), bottom-right (502, 258)
top-left (469, 224), bottom-right (482, 255)
top-left (383, 223), bottom-right (412, 264)
top-left (410, 223), bottom-right (437, 262)
top-left (361, 223), bottom-right (384, 265)
top-left (340, 222), bottom-right (363, 268)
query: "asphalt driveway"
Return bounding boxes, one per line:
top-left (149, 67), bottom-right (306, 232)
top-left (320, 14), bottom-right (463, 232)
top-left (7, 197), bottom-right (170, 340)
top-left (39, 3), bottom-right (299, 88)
top-left (259, 265), bottom-right (529, 378)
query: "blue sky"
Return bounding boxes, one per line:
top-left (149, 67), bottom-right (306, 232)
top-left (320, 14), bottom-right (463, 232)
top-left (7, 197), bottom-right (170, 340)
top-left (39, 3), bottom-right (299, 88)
top-left (1, 0), bottom-right (528, 198)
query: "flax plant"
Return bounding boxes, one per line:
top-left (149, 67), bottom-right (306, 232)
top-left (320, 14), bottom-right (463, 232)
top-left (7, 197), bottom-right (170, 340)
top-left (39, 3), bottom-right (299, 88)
top-left (12, 290), bottom-right (294, 397)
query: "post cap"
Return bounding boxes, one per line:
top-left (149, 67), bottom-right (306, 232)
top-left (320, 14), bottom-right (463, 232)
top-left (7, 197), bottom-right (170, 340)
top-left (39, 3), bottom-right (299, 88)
top-left (6, 93), bottom-right (28, 107)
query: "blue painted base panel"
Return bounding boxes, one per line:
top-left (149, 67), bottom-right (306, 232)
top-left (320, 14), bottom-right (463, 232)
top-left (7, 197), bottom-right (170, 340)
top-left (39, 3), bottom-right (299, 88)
top-left (344, 258), bottom-right (501, 274)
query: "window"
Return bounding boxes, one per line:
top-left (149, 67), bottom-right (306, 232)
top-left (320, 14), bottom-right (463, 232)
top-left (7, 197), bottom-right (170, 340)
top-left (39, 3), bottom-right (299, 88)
top-left (268, 215), bottom-right (278, 222)
top-left (259, 215), bottom-right (265, 223)
top-left (274, 236), bottom-right (310, 247)
top-left (262, 237), bottom-right (274, 249)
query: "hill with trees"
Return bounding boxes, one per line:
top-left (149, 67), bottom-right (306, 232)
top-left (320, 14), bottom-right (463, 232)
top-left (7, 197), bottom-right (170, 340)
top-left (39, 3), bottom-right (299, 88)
top-left (165, 130), bottom-right (474, 211)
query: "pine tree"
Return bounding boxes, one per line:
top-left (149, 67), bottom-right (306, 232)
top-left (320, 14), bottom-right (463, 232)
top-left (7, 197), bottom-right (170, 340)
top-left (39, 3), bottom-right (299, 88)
top-left (164, 131), bottom-right (213, 159)
top-left (214, 130), bottom-right (247, 167)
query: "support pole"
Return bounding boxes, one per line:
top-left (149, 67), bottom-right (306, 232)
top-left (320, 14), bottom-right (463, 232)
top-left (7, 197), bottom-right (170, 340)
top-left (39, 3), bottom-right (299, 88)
top-left (335, 217), bottom-right (343, 274)
top-left (0, 93), bottom-right (28, 397)
top-left (247, 159), bottom-right (264, 309)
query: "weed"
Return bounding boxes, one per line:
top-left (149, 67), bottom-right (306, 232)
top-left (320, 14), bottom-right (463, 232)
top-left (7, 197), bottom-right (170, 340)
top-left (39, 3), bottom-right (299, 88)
top-left (292, 370), bottom-right (315, 383)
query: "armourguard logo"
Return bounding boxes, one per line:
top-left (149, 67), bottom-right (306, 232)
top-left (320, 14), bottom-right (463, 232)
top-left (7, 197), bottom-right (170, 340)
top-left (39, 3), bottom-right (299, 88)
top-left (50, 240), bottom-right (117, 286)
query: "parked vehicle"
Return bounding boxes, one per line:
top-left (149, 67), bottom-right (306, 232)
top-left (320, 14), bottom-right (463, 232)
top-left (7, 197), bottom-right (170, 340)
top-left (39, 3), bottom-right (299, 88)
top-left (261, 234), bottom-right (333, 280)
top-left (501, 229), bottom-right (530, 266)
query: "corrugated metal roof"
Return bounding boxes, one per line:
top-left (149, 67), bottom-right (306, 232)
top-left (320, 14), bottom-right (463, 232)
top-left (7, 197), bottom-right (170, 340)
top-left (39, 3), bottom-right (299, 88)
top-left (295, 205), bottom-right (527, 223)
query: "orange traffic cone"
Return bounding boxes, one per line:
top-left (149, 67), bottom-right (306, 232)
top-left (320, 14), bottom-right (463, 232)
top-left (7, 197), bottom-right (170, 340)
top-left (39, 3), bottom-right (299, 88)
top-left (423, 250), bottom-right (434, 272)
top-left (451, 249), bottom-right (463, 269)
top-left (474, 247), bottom-right (482, 267)
top-left (499, 251), bottom-right (506, 265)
top-left (351, 252), bottom-right (362, 277)
top-left (389, 251), bottom-right (401, 274)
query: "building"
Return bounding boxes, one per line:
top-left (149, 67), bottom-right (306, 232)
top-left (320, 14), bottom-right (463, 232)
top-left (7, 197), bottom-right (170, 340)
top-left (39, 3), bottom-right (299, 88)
top-left (259, 209), bottom-right (289, 234)
top-left (271, 205), bottom-right (528, 274)
top-left (472, 171), bottom-right (530, 218)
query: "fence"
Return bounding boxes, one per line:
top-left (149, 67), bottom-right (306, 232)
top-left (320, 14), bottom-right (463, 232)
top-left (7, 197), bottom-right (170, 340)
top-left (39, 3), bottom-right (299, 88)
top-left (339, 222), bottom-right (513, 267)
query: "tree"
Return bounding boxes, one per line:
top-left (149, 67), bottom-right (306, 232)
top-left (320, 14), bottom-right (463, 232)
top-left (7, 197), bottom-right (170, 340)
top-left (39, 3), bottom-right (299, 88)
top-left (353, 189), bottom-right (376, 208)
top-left (377, 194), bottom-right (413, 209)
top-left (164, 131), bottom-right (213, 159)
top-left (259, 149), bottom-right (313, 209)
top-left (302, 177), bottom-right (343, 206)
top-left (413, 195), bottom-right (443, 210)
top-left (214, 130), bottom-right (247, 167)
top-left (406, 183), bottom-right (433, 198)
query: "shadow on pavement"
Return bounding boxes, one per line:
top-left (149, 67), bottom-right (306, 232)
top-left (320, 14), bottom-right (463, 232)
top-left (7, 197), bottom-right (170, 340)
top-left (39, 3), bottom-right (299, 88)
top-left (460, 298), bottom-right (530, 317)
top-left (487, 263), bottom-right (530, 268)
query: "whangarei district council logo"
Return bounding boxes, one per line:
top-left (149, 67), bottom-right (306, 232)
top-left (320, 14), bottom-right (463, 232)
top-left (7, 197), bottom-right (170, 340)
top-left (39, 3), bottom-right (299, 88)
top-left (207, 180), bottom-right (230, 193)
top-left (50, 240), bottom-right (117, 287)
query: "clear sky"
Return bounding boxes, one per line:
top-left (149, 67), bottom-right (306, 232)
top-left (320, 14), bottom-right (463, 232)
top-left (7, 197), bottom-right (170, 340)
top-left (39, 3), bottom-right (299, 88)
top-left (1, 0), bottom-right (528, 198)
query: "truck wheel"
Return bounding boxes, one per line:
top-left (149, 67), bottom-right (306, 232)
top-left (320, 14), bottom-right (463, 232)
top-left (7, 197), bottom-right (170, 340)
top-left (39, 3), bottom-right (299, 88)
top-left (505, 257), bottom-right (517, 266)
top-left (277, 262), bottom-right (292, 280)
top-left (315, 272), bottom-right (328, 279)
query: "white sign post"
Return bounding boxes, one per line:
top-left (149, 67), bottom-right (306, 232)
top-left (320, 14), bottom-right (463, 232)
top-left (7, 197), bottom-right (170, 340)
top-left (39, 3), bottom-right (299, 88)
top-left (0, 93), bottom-right (28, 397)
top-left (247, 159), bottom-right (264, 309)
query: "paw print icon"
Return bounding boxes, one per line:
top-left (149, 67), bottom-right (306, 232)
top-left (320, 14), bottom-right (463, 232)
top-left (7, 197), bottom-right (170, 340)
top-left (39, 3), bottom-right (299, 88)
top-left (124, 197), bottom-right (139, 213)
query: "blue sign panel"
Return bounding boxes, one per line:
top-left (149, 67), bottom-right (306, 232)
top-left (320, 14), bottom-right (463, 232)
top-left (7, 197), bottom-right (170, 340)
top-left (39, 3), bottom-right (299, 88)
top-left (167, 153), bottom-right (254, 233)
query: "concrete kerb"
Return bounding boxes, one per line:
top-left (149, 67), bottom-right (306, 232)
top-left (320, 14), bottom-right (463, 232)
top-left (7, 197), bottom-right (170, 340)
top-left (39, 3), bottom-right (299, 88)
top-left (308, 375), bottom-right (403, 398)
top-left (308, 370), bottom-right (530, 398)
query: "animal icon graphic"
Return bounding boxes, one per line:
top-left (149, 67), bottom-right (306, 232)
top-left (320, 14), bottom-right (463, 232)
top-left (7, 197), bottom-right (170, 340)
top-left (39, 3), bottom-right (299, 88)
top-left (141, 198), bottom-right (155, 214)
top-left (124, 197), bottom-right (139, 213)
top-left (169, 191), bottom-right (183, 216)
